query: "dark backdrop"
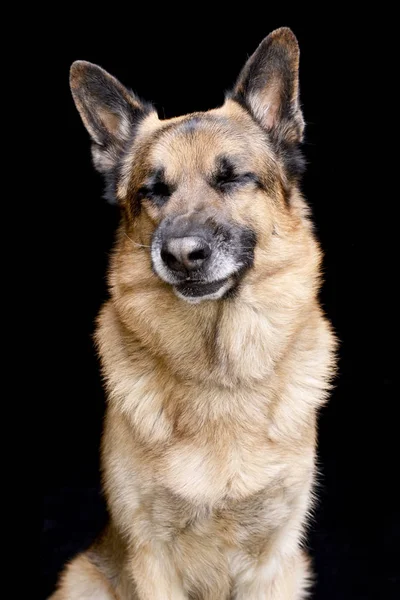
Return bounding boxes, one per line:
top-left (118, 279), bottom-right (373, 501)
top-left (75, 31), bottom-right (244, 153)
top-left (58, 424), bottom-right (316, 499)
top-left (41, 13), bottom-right (390, 600)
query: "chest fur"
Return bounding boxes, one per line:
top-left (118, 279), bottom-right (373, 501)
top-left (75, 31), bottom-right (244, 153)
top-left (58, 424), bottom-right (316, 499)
top-left (159, 424), bottom-right (282, 504)
top-left (99, 303), bottom-right (330, 510)
top-left (114, 378), bottom-right (312, 506)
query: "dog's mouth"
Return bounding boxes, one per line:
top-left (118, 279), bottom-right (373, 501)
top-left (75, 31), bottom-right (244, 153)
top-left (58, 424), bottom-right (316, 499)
top-left (173, 277), bottom-right (234, 303)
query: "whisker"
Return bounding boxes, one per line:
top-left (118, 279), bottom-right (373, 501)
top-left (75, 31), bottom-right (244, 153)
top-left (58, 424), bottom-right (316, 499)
top-left (124, 233), bottom-right (151, 249)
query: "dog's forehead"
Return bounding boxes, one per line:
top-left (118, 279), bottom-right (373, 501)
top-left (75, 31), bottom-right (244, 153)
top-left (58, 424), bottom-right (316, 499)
top-left (144, 104), bottom-right (270, 178)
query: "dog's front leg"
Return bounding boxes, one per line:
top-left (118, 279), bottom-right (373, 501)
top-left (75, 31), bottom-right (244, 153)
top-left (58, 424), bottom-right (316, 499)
top-left (129, 541), bottom-right (187, 600)
top-left (230, 548), bottom-right (311, 600)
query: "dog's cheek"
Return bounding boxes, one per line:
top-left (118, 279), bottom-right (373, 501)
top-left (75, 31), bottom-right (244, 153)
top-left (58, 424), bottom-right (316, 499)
top-left (241, 196), bottom-right (275, 250)
top-left (230, 189), bottom-right (274, 245)
top-left (135, 201), bottom-right (164, 235)
top-left (128, 210), bottom-right (159, 251)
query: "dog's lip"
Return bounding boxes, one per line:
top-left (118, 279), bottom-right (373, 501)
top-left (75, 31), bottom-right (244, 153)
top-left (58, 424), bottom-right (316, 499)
top-left (174, 278), bottom-right (228, 297)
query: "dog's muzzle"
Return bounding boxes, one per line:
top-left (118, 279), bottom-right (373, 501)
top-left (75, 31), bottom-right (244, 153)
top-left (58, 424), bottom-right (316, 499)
top-left (151, 214), bottom-right (256, 303)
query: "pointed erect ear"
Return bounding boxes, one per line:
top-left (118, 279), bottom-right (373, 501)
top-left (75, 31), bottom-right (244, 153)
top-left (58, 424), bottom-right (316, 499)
top-left (69, 61), bottom-right (155, 182)
top-left (231, 28), bottom-right (304, 146)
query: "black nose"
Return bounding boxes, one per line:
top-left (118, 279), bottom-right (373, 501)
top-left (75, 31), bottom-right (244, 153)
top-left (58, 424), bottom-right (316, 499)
top-left (161, 236), bottom-right (211, 272)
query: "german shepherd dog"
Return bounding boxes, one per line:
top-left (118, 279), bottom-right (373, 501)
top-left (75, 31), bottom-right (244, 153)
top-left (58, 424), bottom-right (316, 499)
top-left (51, 27), bottom-right (336, 599)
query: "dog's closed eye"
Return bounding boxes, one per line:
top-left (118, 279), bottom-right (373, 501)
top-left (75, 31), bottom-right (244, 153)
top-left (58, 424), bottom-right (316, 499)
top-left (213, 156), bottom-right (258, 192)
top-left (138, 170), bottom-right (173, 206)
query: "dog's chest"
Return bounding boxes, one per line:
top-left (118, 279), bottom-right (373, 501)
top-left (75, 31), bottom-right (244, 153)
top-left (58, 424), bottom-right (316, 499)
top-left (158, 418), bottom-right (283, 505)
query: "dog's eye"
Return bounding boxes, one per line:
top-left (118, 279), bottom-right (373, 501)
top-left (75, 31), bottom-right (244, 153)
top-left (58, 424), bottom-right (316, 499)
top-left (214, 171), bottom-right (257, 192)
top-left (137, 180), bottom-right (171, 206)
top-left (216, 172), bottom-right (241, 189)
top-left (213, 157), bottom-right (257, 192)
top-left (150, 181), bottom-right (171, 198)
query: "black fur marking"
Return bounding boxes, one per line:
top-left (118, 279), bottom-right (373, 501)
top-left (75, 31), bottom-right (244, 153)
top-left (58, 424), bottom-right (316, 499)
top-left (224, 280), bottom-right (242, 300)
top-left (222, 228), bottom-right (257, 301)
top-left (137, 169), bottom-right (174, 207)
top-left (276, 139), bottom-right (306, 181)
top-left (211, 156), bottom-right (260, 193)
top-left (176, 115), bottom-right (204, 134)
top-left (221, 226), bottom-right (257, 301)
top-left (238, 227), bottom-right (257, 270)
top-left (102, 165), bottom-right (119, 204)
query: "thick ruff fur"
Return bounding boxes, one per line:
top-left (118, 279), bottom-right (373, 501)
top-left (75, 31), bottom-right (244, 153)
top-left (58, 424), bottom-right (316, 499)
top-left (51, 28), bottom-right (336, 599)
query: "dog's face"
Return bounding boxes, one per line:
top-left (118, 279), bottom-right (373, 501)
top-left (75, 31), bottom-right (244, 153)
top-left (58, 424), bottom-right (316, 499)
top-left (70, 28), bottom-right (307, 304)
top-left (146, 120), bottom-right (261, 303)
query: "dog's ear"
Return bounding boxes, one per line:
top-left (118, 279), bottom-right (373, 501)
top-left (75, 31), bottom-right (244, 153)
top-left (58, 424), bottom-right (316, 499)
top-left (70, 61), bottom-right (155, 199)
top-left (231, 28), bottom-right (304, 148)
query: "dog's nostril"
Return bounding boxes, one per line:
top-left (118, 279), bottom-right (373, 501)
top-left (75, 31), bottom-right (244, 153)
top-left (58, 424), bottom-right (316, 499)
top-left (161, 249), bottom-right (181, 270)
top-left (188, 249), bottom-right (207, 262)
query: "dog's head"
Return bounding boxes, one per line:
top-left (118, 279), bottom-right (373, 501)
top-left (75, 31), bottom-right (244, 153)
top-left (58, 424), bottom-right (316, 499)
top-left (70, 28), bottom-right (310, 304)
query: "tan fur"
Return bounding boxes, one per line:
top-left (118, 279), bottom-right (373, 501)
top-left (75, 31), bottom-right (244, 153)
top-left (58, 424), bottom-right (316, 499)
top-left (51, 30), bottom-right (336, 600)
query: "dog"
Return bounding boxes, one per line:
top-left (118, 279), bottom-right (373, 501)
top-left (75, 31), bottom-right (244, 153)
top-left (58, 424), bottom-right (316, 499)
top-left (50, 27), bottom-right (336, 599)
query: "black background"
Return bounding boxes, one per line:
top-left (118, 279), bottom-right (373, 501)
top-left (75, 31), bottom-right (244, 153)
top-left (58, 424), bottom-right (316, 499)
top-left (41, 13), bottom-right (391, 600)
